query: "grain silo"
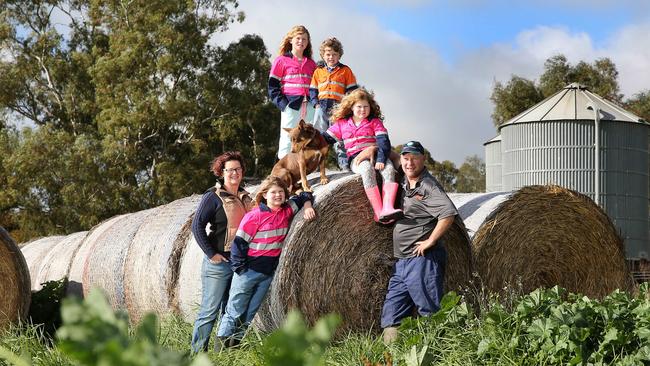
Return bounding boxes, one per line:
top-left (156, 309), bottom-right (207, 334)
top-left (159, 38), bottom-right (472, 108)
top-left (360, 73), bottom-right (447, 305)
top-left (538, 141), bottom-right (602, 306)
top-left (490, 82), bottom-right (649, 260)
top-left (484, 135), bottom-right (503, 192)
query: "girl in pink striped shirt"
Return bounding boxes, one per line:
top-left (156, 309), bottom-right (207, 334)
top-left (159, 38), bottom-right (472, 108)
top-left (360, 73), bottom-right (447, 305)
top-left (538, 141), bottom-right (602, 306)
top-left (215, 176), bottom-right (315, 349)
top-left (323, 88), bottom-right (403, 224)
top-left (268, 25), bottom-right (317, 159)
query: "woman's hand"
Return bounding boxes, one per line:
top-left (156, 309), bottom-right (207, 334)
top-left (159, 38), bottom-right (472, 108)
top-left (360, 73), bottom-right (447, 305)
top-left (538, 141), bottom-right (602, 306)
top-left (209, 253), bottom-right (229, 264)
top-left (303, 207), bottom-right (317, 221)
top-left (375, 162), bottom-right (385, 171)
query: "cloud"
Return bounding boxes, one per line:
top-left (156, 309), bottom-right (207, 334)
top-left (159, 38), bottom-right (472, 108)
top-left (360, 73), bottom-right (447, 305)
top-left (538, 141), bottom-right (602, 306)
top-left (216, 0), bottom-right (650, 164)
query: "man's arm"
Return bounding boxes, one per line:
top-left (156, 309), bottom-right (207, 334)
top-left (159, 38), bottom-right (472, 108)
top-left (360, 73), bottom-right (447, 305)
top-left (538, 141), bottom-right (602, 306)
top-left (412, 215), bottom-right (455, 256)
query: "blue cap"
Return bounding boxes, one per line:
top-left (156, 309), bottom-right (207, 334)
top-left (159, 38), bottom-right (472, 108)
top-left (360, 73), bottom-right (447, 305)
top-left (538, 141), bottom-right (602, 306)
top-left (400, 141), bottom-right (425, 155)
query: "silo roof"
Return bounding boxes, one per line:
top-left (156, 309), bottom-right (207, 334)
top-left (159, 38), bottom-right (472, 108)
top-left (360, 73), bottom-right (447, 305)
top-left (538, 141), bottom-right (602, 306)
top-left (483, 134), bottom-right (502, 146)
top-left (500, 82), bottom-right (648, 128)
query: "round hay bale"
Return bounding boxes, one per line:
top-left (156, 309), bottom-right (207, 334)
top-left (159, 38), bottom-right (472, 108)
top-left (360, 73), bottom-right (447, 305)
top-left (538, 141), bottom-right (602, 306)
top-left (448, 192), bottom-right (511, 238)
top-left (20, 235), bottom-right (66, 291)
top-left (473, 185), bottom-right (633, 298)
top-left (124, 195), bottom-right (202, 323)
top-left (82, 209), bottom-right (160, 311)
top-left (68, 214), bottom-right (128, 297)
top-left (0, 227), bottom-right (30, 329)
top-left (256, 173), bottom-right (472, 333)
top-left (34, 231), bottom-right (88, 291)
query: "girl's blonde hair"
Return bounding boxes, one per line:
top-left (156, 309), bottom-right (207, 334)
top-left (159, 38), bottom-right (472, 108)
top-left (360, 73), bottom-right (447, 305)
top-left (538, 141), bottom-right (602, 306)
top-left (278, 25), bottom-right (313, 59)
top-left (255, 176), bottom-right (290, 206)
top-left (331, 88), bottom-right (384, 122)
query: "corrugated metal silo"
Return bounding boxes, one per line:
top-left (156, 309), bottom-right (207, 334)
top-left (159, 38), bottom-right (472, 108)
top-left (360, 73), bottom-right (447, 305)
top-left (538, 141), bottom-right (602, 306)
top-left (499, 83), bottom-right (650, 259)
top-left (484, 135), bottom-right (503, 192)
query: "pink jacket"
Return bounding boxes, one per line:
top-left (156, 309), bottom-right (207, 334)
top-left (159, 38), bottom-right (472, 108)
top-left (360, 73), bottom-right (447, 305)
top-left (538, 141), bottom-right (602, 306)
top-left (326, 117), bottom-right (391, 163)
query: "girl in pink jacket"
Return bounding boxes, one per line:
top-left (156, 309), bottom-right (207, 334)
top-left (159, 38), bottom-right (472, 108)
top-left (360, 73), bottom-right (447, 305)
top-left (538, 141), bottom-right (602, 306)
top-left (268, 25), bottom-right (317, 159)
top-left (323, 88), bottom-right (403, 224)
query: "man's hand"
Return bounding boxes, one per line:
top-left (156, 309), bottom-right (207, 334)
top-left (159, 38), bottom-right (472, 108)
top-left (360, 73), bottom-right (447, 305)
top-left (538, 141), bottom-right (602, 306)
top-left (412, 239), bottom-right (436, 256)
top-left (352, 146), bottom-right (378, 167)
top-left (209, 253), bottom-right (229, 264)
top-left (303, 207), bottom-right (316, 221)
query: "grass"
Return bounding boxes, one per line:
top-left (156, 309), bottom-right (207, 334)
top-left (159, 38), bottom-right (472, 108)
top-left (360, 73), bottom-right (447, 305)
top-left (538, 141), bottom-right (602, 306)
top-left (2, 282), bottom-right (649, 365)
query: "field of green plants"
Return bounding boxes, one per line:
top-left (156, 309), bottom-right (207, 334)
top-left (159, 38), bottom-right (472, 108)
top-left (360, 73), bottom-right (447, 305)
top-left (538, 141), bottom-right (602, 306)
top-left (1, 280), bottom-right (649, 366)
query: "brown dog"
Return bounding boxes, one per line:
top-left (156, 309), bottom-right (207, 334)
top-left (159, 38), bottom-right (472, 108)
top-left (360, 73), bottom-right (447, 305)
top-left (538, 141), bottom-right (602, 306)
top-left (271, 120), bottom-right (329, 194)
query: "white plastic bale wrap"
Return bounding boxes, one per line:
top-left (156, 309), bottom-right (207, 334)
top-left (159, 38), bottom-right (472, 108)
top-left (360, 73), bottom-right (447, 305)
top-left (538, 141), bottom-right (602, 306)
top-left (448, 192), bottom-right (512, 238)
top-left (20, 236), bottom-right (66, 291)
top-left (83, 209), bottom-right (160, 310)
top-left (0, 227), bottom-right (30, 329)
top-left (34, 232), bottom-right (88, 291)
top-left (68, 215), bottom-right (128, 297)
top-left (124, 195), bottom-right (202, 322)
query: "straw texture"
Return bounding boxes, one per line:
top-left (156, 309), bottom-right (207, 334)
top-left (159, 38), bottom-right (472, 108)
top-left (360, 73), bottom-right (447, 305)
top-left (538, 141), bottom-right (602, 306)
top-left (0, 227), bottom-right (30, 329)
top-left (68, 214), bottom-right (128, 297)
top-left (124, 195), bottom-right (201, 323)
top-left (473, 185), bottom-right (633, 298)
top-left (34, 232), bottom-right (88, 291)
top-left (255, 174), bottom-right (472, 333)
top-left (20, 236), bottom-right (66, 290)
top-left (83, 209), bottom-right (160, 310)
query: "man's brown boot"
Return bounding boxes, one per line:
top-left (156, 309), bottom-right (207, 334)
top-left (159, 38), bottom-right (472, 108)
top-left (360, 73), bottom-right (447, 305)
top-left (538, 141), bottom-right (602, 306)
top-left (382, 326), bottom-right (398, 345)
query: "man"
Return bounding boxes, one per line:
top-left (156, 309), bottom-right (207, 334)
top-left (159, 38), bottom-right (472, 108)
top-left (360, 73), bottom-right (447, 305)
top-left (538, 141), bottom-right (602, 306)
top-left (380, 141), bottom-right (458, 344)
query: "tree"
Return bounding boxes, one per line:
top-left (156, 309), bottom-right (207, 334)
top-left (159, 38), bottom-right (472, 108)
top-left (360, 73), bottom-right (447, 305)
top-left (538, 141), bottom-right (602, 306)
top-left (490, 76), bottom-right (543, 128)
top-left (456, 155), bottom-right (486, 193)
top-left (430, 160), bottom-right (458, 192)
top-left (490, 55), bottom-right (623, 128)
top-left (625, 91), bottom-right (650, 122)
top-left (0, 1), bottom-right (278, 240)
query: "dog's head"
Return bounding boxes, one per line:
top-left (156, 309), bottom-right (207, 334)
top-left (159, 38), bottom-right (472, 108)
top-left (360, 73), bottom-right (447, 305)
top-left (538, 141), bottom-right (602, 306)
top-left (283, 120), bottom-right (318, 153)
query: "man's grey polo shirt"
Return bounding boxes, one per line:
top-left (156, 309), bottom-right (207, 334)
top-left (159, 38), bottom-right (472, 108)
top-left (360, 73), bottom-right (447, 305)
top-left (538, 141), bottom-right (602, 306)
top-left (393, 170), bottom-right (458, 258)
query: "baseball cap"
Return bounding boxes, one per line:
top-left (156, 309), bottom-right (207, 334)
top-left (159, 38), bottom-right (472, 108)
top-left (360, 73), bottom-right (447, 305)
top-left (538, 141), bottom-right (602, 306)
top-left (400, 141), bottom-right (425, 155)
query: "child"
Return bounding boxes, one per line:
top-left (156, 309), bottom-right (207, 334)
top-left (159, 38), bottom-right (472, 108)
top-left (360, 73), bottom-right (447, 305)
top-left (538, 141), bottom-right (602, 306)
top-left (268, 25), bottom-right (317, 160)
top-left (323, 88), bottom-right (403, 223)
top-left (309, 37), bottom-right (358, 171)
top-left (215, 176), bottom-right (315, 349)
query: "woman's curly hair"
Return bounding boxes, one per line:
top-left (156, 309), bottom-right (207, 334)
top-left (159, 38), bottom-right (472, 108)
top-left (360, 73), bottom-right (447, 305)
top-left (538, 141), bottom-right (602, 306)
top-left (210, 151), bottom-right (245, 177)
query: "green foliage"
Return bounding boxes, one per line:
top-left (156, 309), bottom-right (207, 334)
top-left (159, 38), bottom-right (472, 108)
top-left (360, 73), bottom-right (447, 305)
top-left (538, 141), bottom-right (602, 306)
top-left (490, 75), bottom-right (544, 127)
top-left (0, 1), bottom-right (278, 240)
top-left (625, 90), bottom-right (650, 122)
top-left (490, 54), bottom-right (627, 128)
top-left (261, 310), bottom-right (340, 366)
top-left (455, 154), bottom-right (485, 193)
top-left (56, 288), bottom-right (210, 366)
top-left (28, 279), bottom-right (68, 340)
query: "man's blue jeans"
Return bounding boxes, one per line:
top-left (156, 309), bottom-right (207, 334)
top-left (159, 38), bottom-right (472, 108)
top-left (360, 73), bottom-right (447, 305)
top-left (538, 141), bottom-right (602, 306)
top-left (216, 268), bottom-right (274, 339)
top-left (380, 244), bottom-right (447, 328)
top-left (190, 257), bottom-right (233, 353)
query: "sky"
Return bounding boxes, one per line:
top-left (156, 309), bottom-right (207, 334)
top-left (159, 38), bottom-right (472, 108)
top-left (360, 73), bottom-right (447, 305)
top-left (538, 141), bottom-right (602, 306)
top-left (213, 0), bottom-right (650, 164)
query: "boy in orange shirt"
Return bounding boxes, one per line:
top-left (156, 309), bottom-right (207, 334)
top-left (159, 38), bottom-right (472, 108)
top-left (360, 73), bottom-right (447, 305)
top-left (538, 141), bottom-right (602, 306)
top-left (309, 37), bottom-right (358, 171)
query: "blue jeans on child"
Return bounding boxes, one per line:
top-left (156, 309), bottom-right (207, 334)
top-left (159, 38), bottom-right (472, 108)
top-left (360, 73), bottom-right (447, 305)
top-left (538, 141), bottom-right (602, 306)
top-left (191, 257), bottom-right (233, 353)
top-left (380, 244), bottom-right (447, 328)
top-left (216, 268), bottom-right (274, 339)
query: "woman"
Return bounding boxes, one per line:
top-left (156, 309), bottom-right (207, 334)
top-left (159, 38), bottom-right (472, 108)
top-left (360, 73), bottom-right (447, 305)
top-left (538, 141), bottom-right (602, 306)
top-left (190, 151), bottom-right (254, 353)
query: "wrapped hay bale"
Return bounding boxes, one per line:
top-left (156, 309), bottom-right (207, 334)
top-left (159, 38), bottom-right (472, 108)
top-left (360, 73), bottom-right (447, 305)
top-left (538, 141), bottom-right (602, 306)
top-left (34, 231), bottom-right (88, 291)
top-left (473, 185), bottom-right (633, 298)
top-left (20, 235), bottom-right (66, 290)
top-left (0, 227), bottom-right (30, 329)
top-left (83, 209), bottom-right (160, 310)
top-left (124, 195), bottom-right (202, 322)
top-left (448, 192), bottom-right (511, 238)
top-left (256, 174), bottom-right (472, 333)
top-left (68, 214), bottom-right (128, 297)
